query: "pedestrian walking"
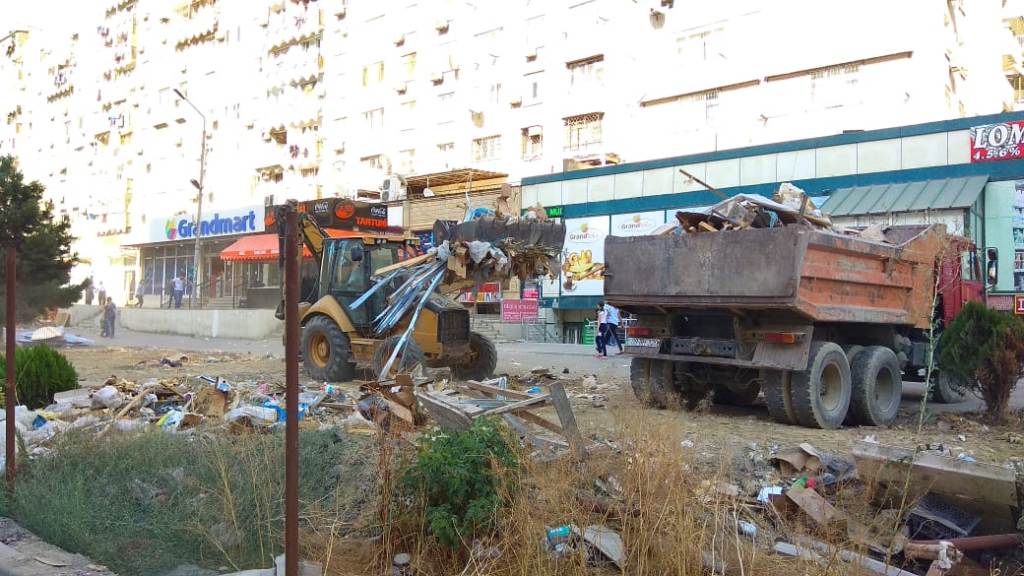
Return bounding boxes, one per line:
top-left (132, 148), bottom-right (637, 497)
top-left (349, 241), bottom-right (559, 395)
top-left (84, 277), bottom-right (94, 305)
top-left (172, 275), bottom-right (185, 308)
top-left (97, 281), bottom-right (106, 307)
top-left (595, 304), bottom-right (608, 358)
top-left (602, 301), bottom-right (624, 352)
top-left (102, 297), bottom-right (117, 338)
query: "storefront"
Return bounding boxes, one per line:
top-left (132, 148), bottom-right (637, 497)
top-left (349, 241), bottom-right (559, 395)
top-left (217, 198), bottom-right (391, 308)
top-left (521, 111), bottom-right (1024, 340)
top-left (129, 205), bottom-right (264, 307)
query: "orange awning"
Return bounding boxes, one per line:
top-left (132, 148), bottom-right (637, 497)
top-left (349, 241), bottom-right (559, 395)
top-left (220, 230), bottom-right (367, 262)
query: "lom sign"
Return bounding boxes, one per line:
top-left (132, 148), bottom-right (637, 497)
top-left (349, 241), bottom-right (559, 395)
top-left (970, 121), bottom-right (1024, 163)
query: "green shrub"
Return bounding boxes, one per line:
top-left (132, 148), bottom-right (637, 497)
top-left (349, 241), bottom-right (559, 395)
top-left (0, 345), bottom-right (78, 409)
top-left (939, 301), bottom-right (1024, 421)
top-left (401, 418), bottom-right (519, 548)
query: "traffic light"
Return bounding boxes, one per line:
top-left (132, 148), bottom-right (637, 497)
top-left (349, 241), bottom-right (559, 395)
top-left (986, 247), bottom-right (999, 286)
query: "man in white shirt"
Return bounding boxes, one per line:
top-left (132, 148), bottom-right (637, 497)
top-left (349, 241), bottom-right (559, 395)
top-left (602, 301), bottom-right (623, 352)
top-left (172, 275), bottom-right (185, 308)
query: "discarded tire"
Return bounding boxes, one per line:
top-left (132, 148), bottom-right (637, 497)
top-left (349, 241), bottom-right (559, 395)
top-left (790, 342), bottom-right (851, 429)
top-left (762, 370), bottom-right (796, 424)
top-left (302, 315), bottom-right (357, 382)
top-left (452, 332), bottom-right (498, 381)
top-left (373, 335), bottom-right (426, 379)
top-left (932, 371), bottom-right (969, 404)
top-left (849, 346), bottom-right (902, 427)
top-left (714, 370), bottom-right (762, 406)
top-left (630, 357), bottom-right (672, 408)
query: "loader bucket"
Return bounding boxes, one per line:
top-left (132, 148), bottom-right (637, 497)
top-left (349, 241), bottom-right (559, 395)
top-left (433, 218), bottom-right (567, 252)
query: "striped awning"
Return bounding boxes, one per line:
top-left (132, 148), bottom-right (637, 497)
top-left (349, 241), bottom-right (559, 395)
top-left (821, 175), bottom-right (988, 217)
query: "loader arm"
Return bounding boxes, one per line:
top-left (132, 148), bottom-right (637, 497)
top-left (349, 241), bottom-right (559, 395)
top-left (274, 204), bottom-right (332, 319)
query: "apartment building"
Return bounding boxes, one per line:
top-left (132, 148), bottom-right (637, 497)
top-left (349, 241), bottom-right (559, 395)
top-left (0, 0), bottom-right (1017, 307)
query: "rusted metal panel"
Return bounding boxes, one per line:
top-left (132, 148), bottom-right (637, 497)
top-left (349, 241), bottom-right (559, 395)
top-left (604, 227), bottom-right (804, 302)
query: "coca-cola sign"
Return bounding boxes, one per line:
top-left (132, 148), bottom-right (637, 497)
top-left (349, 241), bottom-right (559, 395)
top-left (970, 121), bottom-right (1024, 163)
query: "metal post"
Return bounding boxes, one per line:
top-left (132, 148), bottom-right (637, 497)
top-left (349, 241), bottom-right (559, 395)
top-left (5, 245), bottom-right (16, 496)
top-left (283, 207), bottom-right (300, 576)
top-left (193, 123), bottom-right (206, 307)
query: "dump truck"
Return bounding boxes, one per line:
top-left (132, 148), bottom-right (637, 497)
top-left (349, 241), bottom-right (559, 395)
top-left (268, 201), bottom-right (565, 382)
top-left (604, 222), bottom-right (985, 429)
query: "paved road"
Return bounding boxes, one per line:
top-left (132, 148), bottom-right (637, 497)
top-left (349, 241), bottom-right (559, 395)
top-left (62, 326), bottom-right (1022, 414)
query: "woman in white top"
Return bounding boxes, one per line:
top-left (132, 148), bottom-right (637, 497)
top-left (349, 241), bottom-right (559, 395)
top-left (595, 304), bottom-right (608, 358)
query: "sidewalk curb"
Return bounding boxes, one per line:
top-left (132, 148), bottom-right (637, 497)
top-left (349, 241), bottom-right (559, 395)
top-left (0, 537), bottom-right (111, 576)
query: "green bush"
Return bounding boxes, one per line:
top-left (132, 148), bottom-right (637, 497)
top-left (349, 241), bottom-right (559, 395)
top-left (939, 301), bottom-right (1024, 421)
top-left (0, 345), bottom-right (78, 409)
top-left (401, 418), bottom-right (519, 548)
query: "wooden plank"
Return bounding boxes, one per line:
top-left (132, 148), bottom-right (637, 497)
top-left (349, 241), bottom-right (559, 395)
top-left (852, 441), bottom-right (1018, 508)
top-left (417, 393), bottom-right (473, 431)
top-left (698, 221), bottom-right (717, 233)
top-left (548, 381), bottom-right (586, 460)
top-left (463, 380), bottom-right (531, 400)
top-left (480, 395), bottom-right (550, 417)
top-left (502, 415), bottom-right (569, 451)
top-left (373, 253), bottom-right (434, 277)
top-left (516, 410), bottom-right (564, 435)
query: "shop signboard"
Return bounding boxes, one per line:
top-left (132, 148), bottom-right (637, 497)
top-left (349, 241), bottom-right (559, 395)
top-left (970, 121), bottom-right (1024, 163)
top-left (610, 211), bottom-right (664, 237)
top-left (501, 299), bottom-right (539, 322)
top-left (145, 205), bottom-right (265, 244)
top-left (264, 198), bottom-right (389, 233)
top-left (561, 216), bottom-right (609, 297)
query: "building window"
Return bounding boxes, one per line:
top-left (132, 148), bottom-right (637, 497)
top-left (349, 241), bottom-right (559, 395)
top-left (523, 71), bottom-right (542, 105)
top-left (810, 64), bottom-right (860, 108)
top-left (361, 154), bottom-right (385, 170)
top-left (401, 52), bottom-right (416, 80)
top-left (437, 92), bottom-right (455, 123)
top-left (362, 61), bottom-right (384, 86)
top-left (564, 112), bottom-right (603, 151)
top-left (676, 28), bottom-right (724, 62)
top-left (399, 148), bottom-right (415, 173)
top-left (362, 107), bottom-right (384, 130)
top-left (567, 55), bottom-right (603, 90)
top-left (524, 15), bottom-right (544, 56)
top-left (472, 135), bottom-right (501, 161)
top-left (489, 82), bottom-right (502, 105)
top-left (521, 126), bottom-right (542, 160)
top-left (400, 100), bottom-right (416, 129)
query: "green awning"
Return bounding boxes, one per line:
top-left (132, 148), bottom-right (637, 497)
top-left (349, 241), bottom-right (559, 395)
top-left (821, 175), bottom-right (988, 217)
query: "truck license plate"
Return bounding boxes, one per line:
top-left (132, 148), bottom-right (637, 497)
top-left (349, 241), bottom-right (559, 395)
top-left (626, 338), bottom-right (660, 349)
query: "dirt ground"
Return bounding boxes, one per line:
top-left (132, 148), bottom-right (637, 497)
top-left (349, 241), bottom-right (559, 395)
top-left (57, 344), bottom-right (1024, 469)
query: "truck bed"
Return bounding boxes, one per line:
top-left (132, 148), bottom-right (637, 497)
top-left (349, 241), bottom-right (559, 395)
top-left (604, 224), bottom-right (944, 329)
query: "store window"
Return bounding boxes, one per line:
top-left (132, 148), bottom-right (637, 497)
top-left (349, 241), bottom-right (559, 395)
top-left (140, 246), bottom-right (194, 298)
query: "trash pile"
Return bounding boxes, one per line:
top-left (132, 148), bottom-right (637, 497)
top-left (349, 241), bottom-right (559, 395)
top-left (657, 440), bottom-right (1024, 576)
top-left (652, 182), bottom-right (895, 245)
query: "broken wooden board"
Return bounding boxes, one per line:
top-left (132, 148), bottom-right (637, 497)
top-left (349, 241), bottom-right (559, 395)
top-left (479, 394), bottom-right (550, 416)
top-left (417, 392), bottom-right (473, 431)
top-left (852, 441), bottom-right (1019, 531)
top-left (786, 486), bottom-right (843, 527)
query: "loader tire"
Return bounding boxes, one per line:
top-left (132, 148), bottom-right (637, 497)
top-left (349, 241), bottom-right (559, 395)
top-left (302, 315), bottom-right (357, 383)
top-left (849, 346), bottom-right (902, 427)
top-left (713, 370), bottom-right (762, 406)
top-left (790, 342), bottom-right (851, 429)
top-left (630, 357), bottom-right (671, 408)
top-left (762, 370), bottom-right (797, 425)
top-left (452, 332), bottom-right (497, 381)
top-left (373, 335), bottom-right (426, 380)
top-left (932, 371), bottom-right (969, 404)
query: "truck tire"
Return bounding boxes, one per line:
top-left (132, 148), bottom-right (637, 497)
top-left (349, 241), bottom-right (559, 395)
top-left (714, 370), bottom-right (761, 406)
top-left (373, 335), bottom-right (426, 379)
top-left (932, 371), bottom-right (968, 404)
top-left (452, 332), bottom-right (498, 381)
top-left (790, 342), bottom-right (852, 429)
top-left (849, 346), bottom-right (902, 427)
top-left (302, 315), bottom-right (357, 383)
top-left (762, 370), bottom-right (796, 424)
top-left (844, 345), bottom-right (864, 365)
top-left (630, 357), bottom-right (671, 408)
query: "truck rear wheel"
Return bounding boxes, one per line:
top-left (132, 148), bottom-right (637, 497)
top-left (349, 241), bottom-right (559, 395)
top-left (714, 369), bottom-right (761, 406)
top-left (452, 332), bottom-right (497, 381)
top-left (849, 346), bottom-right (902, 427)
top-left (630, 357), bottom-right (671, 408)
top-left (373, 335), bottom-right (426, 380)
top-left (932, 372), bottom-right (968, 404)
top-left (762, 370), bottom-right (796, 424)
top-left (302, 315), bottom-right (357, 383)
top-left (790, 342), bottom-right (851, 429)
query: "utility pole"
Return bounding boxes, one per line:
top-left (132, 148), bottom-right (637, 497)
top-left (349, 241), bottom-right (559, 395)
top-left (173, 89), bottom-right (206, 308)
top-left (283, 206), bottom-right (300, 576)
top-left (5, 244), bottom-right (16, 497)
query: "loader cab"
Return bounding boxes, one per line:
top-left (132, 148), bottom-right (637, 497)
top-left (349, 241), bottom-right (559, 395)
top-left (318, 237), bottom-right (418, 334)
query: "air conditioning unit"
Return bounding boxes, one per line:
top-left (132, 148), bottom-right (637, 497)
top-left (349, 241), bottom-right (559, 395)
top-left (380, 175), bottom-right (406, 201)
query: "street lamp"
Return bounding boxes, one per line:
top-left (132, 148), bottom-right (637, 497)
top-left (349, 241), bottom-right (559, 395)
top-left (174, 88), bottom-right (207, 308)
